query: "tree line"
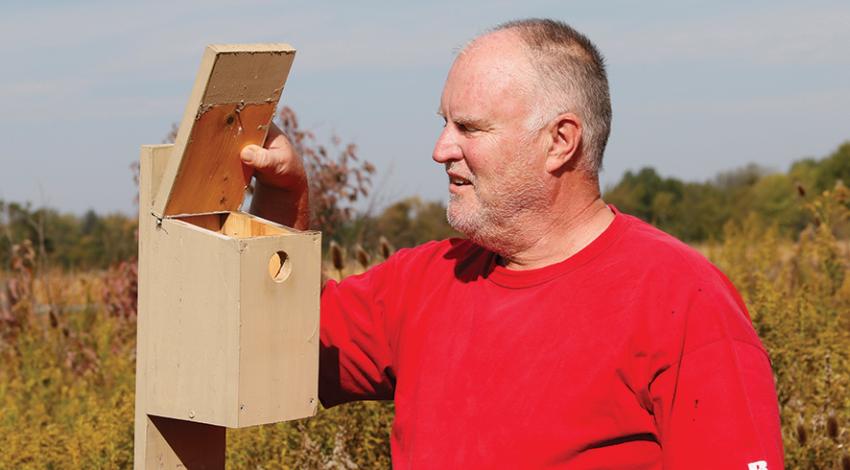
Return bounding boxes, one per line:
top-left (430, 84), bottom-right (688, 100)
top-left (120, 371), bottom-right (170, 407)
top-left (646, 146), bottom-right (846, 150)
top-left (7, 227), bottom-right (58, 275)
top-left (2, 140), bottom-right (849, 270)
top-left (604, 142), bottom-right (850, 241)
top-left (0, 202), bottom-right (137, 270)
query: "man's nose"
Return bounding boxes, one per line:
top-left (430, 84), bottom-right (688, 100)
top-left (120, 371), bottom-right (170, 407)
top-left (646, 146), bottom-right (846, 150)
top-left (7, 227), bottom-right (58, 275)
top-left (432, 128), bottom-right (462, 164)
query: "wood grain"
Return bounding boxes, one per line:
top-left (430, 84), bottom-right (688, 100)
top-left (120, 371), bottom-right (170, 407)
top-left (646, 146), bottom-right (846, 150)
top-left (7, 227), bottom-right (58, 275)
top-left (181, 213), bottom-right (225, 232)
top-left (163, 102), bottom-right (275, 216)
top-left (177, 211), bottom-right (291, 238)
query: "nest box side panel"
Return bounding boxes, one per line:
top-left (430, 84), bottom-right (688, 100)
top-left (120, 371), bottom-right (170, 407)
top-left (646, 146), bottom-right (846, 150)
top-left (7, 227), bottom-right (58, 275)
top-left (152, 44), bottom-right (296, 217)
top-left (236, 229), bottom-right (322, 427)
top-left (145, 219), bottom-right (242, 427)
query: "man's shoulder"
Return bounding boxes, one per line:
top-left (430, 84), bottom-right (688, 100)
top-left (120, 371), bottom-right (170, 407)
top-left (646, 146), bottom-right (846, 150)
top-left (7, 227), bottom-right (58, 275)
top-left (613, 210), bottom-right (716, 277)
top-left (612, 210), bottom-right (757, 345)
top-left (616, 209), bottom-right (750, 306)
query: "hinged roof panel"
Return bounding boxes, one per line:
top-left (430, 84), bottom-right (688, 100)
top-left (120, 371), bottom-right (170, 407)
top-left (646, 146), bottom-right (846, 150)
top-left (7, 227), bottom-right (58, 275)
top-left (152, 43), bottom-right (295, 217)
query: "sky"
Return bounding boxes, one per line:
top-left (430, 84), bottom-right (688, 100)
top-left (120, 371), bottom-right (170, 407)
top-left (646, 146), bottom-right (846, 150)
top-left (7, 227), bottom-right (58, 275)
top-left (1, 0), bottom-right (848, 216)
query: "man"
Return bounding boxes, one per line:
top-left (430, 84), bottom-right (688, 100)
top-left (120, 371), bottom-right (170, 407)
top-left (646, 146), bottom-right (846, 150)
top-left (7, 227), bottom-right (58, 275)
top-left (241, 19), bottom-right (784, 469)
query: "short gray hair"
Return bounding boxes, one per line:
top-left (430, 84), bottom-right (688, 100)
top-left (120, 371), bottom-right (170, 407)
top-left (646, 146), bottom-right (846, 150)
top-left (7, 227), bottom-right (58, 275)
top-left (491, 19), bottom-right (612, 175)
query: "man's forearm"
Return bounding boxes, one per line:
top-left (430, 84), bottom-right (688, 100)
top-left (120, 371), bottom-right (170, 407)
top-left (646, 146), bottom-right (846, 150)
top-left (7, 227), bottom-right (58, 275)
top-left (249, 180), bottom-right (310, 230)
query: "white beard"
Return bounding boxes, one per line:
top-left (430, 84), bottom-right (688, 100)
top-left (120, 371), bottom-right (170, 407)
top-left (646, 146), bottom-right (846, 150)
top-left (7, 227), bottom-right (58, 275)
top-left (446, 157), bottom-right (548, 256)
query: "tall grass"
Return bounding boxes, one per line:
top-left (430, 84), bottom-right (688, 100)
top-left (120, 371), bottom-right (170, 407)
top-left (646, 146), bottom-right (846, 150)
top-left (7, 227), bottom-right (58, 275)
top-left (711, 184), bottom-right (850, 468)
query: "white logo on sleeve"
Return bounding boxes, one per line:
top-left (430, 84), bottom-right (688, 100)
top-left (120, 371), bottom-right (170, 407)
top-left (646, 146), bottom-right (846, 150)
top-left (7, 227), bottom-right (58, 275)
top-left (747, 461), bottom-right (768, 470)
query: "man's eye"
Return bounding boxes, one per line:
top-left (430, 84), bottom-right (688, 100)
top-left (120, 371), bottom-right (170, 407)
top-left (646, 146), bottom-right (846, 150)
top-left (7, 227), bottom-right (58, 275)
top-left (456, 122), bottom-right (474, 133)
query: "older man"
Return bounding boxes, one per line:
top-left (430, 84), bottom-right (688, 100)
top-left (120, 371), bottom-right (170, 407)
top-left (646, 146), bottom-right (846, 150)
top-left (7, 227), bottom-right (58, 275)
top-left (242, 18), bottom-right (784, 469)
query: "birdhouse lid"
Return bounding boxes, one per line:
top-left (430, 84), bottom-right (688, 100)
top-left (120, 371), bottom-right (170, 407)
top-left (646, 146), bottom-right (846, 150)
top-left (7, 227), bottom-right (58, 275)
top-left (152, 44), bottom-right (296, 217)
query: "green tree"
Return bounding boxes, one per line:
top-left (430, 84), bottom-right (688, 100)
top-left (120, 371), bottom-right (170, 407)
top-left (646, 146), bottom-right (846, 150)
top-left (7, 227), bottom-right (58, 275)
top-left (374, 197), bottom-right (458, 248)
top-left (813, 142), bottom-right (850, 192)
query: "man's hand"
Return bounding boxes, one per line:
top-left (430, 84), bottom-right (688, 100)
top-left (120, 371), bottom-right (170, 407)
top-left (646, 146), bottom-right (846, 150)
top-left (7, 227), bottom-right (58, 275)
top-left (241, 122), bottom-right (310, 230)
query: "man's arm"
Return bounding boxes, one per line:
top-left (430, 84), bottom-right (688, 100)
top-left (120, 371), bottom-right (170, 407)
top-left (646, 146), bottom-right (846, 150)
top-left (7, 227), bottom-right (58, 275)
top-left (649, 282), bottom-right (784, 469)
top-left (241, 122), bottom-right (310, 230)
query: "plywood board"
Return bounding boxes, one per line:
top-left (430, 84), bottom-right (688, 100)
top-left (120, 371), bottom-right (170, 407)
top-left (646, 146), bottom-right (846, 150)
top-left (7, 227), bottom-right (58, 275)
top-left (145, 218), bottom-right (242, 427)
top-left (162, 103), bottom-right (274, 216)
top-left (221, 211), bottom-right (290, 238)
top-left (179, 212), bottom-right (226, 233)
top-left (236, 231), bottom-right (321, 426)
top-left (177, 211), bottom-right (292, 238)
top-left (152, 44), bottom-right (296, 218)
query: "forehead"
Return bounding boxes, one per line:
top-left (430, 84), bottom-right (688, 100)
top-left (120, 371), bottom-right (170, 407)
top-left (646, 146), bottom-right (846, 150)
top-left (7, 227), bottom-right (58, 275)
top-left (440, 32), bottom-right (535, 119)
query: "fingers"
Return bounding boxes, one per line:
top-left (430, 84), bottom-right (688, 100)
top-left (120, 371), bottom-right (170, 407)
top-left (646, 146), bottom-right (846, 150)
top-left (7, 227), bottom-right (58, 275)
top-left (240, 144), bottom-right (260, 164)
top-left (240, 144), bottom-right (273, 169)
top-left (240, 130), bottom-right (307, 192)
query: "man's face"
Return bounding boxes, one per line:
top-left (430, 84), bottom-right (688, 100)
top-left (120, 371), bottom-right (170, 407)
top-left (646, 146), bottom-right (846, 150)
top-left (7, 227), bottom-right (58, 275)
top-left (433, 32), bottom-right (549, 249)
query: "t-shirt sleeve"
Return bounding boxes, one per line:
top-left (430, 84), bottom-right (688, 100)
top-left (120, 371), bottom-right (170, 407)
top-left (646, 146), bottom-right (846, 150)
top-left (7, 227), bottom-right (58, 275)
top-left (649, 285), bottom-right (785, 469)
top-left (319, 260), bottom-right (396, 407)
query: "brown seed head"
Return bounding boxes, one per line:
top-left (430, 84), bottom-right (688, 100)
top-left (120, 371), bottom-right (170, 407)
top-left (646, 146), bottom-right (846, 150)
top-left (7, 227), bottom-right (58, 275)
top-left (379, 236), bottom-right (394, 260)
top-left (827, 416), bottom-right (839, 440)
top-left (355, 245), bottom-right (371, 268)
top-left (330, 241), bottom-right (344, 271)
top-left (796, 423), bottom-right (807, 446)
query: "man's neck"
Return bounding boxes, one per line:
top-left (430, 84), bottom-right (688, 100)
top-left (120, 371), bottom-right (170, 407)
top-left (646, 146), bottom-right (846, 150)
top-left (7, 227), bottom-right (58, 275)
top-left (498, 197), bottom-right (615, 271)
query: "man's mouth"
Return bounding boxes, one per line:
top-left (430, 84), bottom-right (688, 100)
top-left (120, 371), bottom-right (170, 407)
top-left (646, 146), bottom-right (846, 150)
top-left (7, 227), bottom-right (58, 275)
top-left (450, 176), bottom-right (472, 186)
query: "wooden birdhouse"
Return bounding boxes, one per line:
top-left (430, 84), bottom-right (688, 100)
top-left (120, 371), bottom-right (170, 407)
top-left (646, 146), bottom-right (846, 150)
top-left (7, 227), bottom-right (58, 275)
top-left (134, 44), bottom-right (320, 469)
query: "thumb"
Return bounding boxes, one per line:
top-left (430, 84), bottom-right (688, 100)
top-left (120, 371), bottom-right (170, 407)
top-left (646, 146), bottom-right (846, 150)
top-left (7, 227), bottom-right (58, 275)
top-left (240, 144), bottom-right (267, 166)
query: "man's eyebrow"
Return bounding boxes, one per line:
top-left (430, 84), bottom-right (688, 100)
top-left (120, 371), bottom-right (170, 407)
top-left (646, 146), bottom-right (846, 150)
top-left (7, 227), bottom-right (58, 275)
top-left (434, 110), bottom-right (489, 129)
top-left (452, 115), bottom-right (487, 128)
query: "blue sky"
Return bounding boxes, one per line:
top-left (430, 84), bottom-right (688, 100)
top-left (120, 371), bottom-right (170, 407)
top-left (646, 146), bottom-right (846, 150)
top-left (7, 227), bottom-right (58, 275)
top-left (1, 0), bottom-right (848, 216)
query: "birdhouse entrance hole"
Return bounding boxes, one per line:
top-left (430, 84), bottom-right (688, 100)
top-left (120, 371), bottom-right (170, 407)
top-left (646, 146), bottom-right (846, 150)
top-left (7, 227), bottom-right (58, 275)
top-left (268, 251), bottom-right (292, 283)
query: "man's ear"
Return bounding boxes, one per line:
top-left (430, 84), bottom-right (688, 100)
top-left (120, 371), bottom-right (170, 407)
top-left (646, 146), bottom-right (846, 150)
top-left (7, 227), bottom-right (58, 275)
top-left (545, 113), bottom-right (581, 174)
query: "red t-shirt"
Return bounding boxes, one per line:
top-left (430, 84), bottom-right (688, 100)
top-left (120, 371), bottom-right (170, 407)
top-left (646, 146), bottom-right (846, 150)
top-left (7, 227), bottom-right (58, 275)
top-left (319, 209), bottom-right (784, 469)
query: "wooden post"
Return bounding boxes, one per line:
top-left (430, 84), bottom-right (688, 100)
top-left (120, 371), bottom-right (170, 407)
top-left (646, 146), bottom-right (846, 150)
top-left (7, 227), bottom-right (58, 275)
top-left (135, 144), bottom-right (225, 469)
top-left (134, 45), bottom-right (321, 469)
